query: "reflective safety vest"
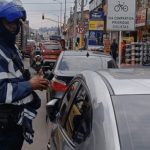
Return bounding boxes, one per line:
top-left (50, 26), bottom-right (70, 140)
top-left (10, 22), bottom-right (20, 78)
top-left (0, 43), bottom-right (33, 105)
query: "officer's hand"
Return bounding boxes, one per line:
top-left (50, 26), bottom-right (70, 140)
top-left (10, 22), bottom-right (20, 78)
top-left (29, 76), bottom-right (49, 91)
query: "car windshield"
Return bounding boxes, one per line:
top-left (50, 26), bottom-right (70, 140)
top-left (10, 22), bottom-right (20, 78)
top-left (58, 56), bottom-right (115, 71)
top-left (44, 44), bottom-right (62, 50)
top-left (112, 95), bottom-right (150, 150)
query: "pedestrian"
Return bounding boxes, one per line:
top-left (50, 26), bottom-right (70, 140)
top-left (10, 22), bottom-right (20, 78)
top-left (0, 1), bottom-right (49, 150)
top-left (110, 39), bottom-right (118, 61)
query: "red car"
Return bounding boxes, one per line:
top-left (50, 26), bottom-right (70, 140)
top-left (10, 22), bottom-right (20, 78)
top-left (40, 41), bottom-right (63, 71)
top-left (23, 40), bottom-right (36, 57)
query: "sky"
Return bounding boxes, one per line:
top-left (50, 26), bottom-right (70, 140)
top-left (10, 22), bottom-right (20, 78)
top-left (20, 0), bottom-right (74, 29)
top-left (14, 0), bottom-right (88, 29)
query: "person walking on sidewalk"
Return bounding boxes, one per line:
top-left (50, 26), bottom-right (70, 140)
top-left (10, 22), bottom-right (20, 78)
top-left (110, 39), bottom-right (118, 62)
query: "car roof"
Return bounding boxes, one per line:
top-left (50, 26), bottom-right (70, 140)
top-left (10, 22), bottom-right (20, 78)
top-left (62, 50), bottom-right (111, 57)
top-left (97, 69), bottom-right (150, 95)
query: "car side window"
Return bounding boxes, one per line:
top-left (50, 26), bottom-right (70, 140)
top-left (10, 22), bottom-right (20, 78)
top-left (64, 84), bottom-right (92, 144)
top-left (59, 80), bottom-right (80, 126)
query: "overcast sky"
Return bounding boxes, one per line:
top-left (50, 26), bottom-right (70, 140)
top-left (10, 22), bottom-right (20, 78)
top-left (17, 0), bottom-right (88, 29)
top-left (20, 0), bottom-right (74, 29)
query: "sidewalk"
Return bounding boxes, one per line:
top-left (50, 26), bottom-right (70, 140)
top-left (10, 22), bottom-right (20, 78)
top-left (120, 63), bottom-right (150, 68)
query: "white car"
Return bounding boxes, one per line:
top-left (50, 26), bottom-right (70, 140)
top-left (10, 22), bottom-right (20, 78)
top-left (46, 68), bottom-right (150, 150)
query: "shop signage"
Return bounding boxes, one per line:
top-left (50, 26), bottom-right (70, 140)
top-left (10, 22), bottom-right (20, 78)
top-left (135, 9), bottom-right (146, 27)
top-left (88, 30), bottom-right (103, 47)
top-left (89, 11), bottom-right (104, 20)
top-left (89, 21), bottom-right (104, 30)
top-left (89, 0), bottom-right (103, 11)
top-left (76, 25), bottom-right (85, 34)
top-left (147, 8), bottom-right (150, 25)
top-left (107, 0), bottom-right (136, 31)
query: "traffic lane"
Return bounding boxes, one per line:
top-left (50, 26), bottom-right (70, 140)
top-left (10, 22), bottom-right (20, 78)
top-left (22, 58), bottom-right (50, 150)
top-left (22, 90), bottom-right (50, 150)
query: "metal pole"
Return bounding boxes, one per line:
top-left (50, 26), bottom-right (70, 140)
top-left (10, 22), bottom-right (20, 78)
top-left (58, 16), bottom-right (60, 35)
top-left (79, 0), bottom-right (84, 48)
top-left (64, 0), bottom-right (66, 25)
top-left (119, 31), bottom-right (122, 68)
top-left (73, 0), bottom-right (77, 49)
top-left (60, 2), bottom-right (62, 35)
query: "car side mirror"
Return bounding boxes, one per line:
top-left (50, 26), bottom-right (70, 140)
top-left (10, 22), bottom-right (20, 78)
top-left (46, 99), bottom-right (60, 122)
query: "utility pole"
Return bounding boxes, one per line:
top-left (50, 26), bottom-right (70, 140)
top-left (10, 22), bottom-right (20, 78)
top-left (73, 0), bottom-right (77, 49)
top-left (79, 0), bottom-right (84, 48)
top-left (64, 0), bottom-right (66, 25)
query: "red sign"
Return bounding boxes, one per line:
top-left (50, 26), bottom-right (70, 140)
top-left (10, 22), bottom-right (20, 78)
top-left (76, 25), bottom-right (85, 34)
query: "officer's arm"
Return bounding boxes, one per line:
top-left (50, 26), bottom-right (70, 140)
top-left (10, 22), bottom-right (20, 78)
top-left (0, 59), bottom-right (33, 104)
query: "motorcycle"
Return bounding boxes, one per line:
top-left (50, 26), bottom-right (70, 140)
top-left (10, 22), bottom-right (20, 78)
top-left (34, 54), bottom-right (43, 74)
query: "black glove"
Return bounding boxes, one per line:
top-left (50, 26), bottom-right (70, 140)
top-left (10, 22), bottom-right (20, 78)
top-left (22, 117), bottom-right (34, 144)
top-left (27, 91), bottom-right (41, 110)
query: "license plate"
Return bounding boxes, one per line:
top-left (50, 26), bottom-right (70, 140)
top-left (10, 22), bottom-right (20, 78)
top-left (49, 55), bottom-right (57, 59)
top-left (36, 61), bottom-right (41, 65)
top-left (49, 63), bottom-right (54, 67)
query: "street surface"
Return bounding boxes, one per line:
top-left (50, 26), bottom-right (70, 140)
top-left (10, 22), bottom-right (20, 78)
top-left (22, 58), bottom-right (50, 150)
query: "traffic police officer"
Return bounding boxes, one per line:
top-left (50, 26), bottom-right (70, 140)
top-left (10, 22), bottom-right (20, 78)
top-left (0, 1), bottom-right (49, 150)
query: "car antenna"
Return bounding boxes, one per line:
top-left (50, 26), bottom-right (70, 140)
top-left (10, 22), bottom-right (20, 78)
top-left (86, 52), bottom-right (89, 57)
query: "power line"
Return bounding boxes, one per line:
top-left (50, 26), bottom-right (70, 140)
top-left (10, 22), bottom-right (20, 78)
top-left (26, 10), bottom-right (71, 12)
top-left (22, 2), bottom-right (74, 4)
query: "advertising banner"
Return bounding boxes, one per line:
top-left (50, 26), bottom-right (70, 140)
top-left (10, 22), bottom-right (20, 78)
top-left (89, 21), bottom-right (104, 30)
top-left (89, 11), bottom-right (104, 20)
top-left (88, 30), bottom-right (103, 46)
top-left (107, 0), bottom-right (136, 31)
top-left (147, 8), bottom-right (150, 25)
top-left (135, 9), bottom-right (146, 27)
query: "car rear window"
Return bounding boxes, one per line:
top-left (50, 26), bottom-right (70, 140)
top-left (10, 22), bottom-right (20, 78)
top-left (112, 95), bottom-right (150, 150)
top-left (44, 44), bottom-right (62, 50)
top-left (58, 56), bottom-right (115, 71)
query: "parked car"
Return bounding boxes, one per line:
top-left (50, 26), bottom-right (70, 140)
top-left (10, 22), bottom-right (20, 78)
top-left (46, 68), bottom-right (150, 150)
top-left (46, 50), bottom-right (117, 102)
top-left (40, 41), bottom-right (63, 72)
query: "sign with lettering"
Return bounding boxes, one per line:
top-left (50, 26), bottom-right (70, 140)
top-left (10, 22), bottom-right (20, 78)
top-left (89, 21), bottom-right (104, 30)
top-left (89, 11), bottom-right (104, 20)
top-left (107, 0), bottom-right (136, 31)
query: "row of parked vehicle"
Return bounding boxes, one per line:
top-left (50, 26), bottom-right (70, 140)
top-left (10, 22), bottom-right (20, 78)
top-left (40, 43), bottom-right (150, 150)
top-left (28, 39), bottom-right (63, 74)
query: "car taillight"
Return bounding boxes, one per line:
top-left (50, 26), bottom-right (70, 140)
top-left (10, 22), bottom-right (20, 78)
top-left (51, 78), bottom-right (67, 92)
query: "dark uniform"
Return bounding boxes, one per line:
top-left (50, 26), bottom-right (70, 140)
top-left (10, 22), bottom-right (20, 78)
top-left (110, 39), bottom-right (118, 62)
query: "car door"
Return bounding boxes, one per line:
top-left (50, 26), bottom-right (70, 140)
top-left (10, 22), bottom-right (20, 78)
top-left (53, 77), bottom-right (93, 150)
top-left (51, 79), bottom-right (81, 150)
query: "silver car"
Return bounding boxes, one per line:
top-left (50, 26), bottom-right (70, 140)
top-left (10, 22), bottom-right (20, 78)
top-left (46, 68), bottom-right (150, 150)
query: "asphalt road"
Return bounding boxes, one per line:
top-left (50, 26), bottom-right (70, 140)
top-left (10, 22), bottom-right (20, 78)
top-left (22, 58), bottom-right (50, 150)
